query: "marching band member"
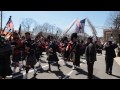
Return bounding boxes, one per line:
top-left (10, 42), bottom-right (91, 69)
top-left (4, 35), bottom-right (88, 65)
top-left (61, 37), bottom-right (69, 65)
top-left (11, 32), bottom-right (23, 73)
top-left (0, 35), bottom-right (12, 79)
top-left (24, 32), bottom-right (37, 79)
top-left (47, 35), bottom-right (60, 71)
top-left (66, 33), bottom-right (81, 69)
top-left (35, 36), bottom-right (42, 67)
top-left (21, 36), bottom-right (26, 67)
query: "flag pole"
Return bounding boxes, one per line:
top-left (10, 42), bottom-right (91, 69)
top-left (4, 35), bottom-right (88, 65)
top-left (0, 11), bottom-right (2, 35)
top-left (2, 16), bottom-right (12, 34)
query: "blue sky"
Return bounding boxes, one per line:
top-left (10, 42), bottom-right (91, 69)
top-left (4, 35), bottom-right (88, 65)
top-left (2, 11), bottom-right (110, 37)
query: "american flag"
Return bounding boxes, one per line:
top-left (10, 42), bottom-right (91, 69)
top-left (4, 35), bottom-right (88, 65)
top-left (75, 19), bottom-right (86, 33)
top-left (75, 20), bottom-right (81, 33)
top-left (6, 16), bottom-right (14, 30)
top-left (80, 19), bottom-right (86, 33)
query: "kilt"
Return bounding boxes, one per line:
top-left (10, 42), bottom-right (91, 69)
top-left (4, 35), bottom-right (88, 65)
top-left (0, 58), bottom-right (12, 77)
top-left (97, 49), bottom-right (102, 54)
top-left (47, 53), bottom-right (59, 62)
top-left (0, 44), bottom-right (12, 77)
top-left (12, 54), bottom-right (21, 63)
top-left (70, 52), bottom-right (80, 66)
top-left (26, 54), bottom-right (37, 66)
top-left (63, 51), bottom-right (69, 60)
top-left (70, 52), bottom-right (75, 62)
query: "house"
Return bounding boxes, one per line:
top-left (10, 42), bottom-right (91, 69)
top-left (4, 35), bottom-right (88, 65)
top-left (103, 29), bottom-right (120, 43)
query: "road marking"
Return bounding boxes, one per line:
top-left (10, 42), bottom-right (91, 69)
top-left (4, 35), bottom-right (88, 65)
top-left (63, 60), bottom-right (86, 79)
top-left (12, 60), bottom-right (63, 79)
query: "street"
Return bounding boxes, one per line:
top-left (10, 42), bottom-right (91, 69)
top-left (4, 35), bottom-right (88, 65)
top-left (6, 50), bottom-right (120, 79)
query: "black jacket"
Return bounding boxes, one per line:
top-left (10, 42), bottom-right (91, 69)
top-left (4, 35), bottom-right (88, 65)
top-left (105, 44), bottom-right (116, 58)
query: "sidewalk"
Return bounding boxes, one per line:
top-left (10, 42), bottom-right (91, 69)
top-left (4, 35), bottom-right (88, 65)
top-left (114, 57), bottom-right (120, 66)
top-left (115, 48), bottom-right (120, 66)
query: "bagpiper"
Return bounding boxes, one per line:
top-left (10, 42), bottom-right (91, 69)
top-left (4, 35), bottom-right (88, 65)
top-left (35, 36), bottom-right (43, 67)
top-left (23, 32), bottom-right (37, 79)
top-left (61, 37), bottom-right (69, 65)
top-left (66, 33), bottom-right (81, 69)
top-left (46, 35), bottom-right (60, 71)
top-left (0, 35), bottom-right (12, 79)
top-left (11, 32), bottom-right (24, 73)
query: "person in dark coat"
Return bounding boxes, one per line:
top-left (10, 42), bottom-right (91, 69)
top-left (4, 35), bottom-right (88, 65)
top-left (47, 35), bottom-right (60, 71)
top-left (104, 40), bottom-right (117, 75)
top-left (34, 36), bottom-right (43, 67)
top-left (0, 36), bottom-right (12, 79)
top-left (66, 33), bottom-right (81, 69)
top-left (61, 37), bottom-right (69, 65)
top-left (24, 32), bottom-right (37, 79)
top-left (85, 37), bottom-right (97, 79)
top-left (11, 32), bottom-right (24, 73)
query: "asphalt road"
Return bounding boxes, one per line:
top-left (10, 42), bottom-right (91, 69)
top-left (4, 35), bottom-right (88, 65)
top-left (6, 51), bottom-right (120, 79)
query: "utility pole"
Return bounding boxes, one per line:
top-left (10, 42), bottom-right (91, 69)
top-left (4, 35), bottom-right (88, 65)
top-left (0, 11), bottom-right (2, 35)
top-left (118, 33), bottom-right (120, 46)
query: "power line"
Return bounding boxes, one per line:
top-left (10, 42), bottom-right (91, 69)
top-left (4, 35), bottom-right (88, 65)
top-left (85, 25), bottom-right (110, 29)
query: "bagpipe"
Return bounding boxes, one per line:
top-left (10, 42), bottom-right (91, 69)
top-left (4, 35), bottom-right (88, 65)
top-left (66, 42), bottom-right (77, 61)
top-left (11, 38), bottom-right (23, 55)
top-left (35, 32), bottom-right (47, 51)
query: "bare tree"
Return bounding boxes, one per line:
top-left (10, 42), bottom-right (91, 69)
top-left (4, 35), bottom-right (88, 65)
top-left (21, 18), bottom-right (35, 31)
top-left (105, 11), bottom-right (120, 29)
top-left (31, 22), bottom-right (63, 38)
top-left (105, 11), bottom-right (120, 43)
top-left (34, 25), bottom-right (43, 34)
top-left (56, 27), bottom-right (62, 35)
top-left (42, 23), bottom-right (50, 33)
top-left (113, 12), bottom-right (120, 29)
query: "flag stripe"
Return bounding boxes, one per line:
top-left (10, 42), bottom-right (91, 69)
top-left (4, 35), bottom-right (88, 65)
top-left (74, 18), bottom-right (86, 33)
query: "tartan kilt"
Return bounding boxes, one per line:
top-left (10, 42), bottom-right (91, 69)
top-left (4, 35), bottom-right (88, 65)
top-left (97, 49), bottom-right (102, 54)
top-left (63, 51), bottom-right (69, 60)
top-left (26, 54), bottom-right (37, 66)
top-left (12, 54), bottom-right (21, 63)
top-left (47, 53), bottom-right (59, 62)
top-left (69, 52), bottom-right (80, 66)
top-left (0, 61), bottom-right (13, 77)
top-left (70, 52), bottom-right (75, 62)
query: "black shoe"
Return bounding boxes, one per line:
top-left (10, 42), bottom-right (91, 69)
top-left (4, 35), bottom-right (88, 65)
top-left (34, 73), bottom-right (37, 76)
top-left (47, 68), bottom-right (51, 72)
top-left (19, 69), bottom-right (22, 72)
top-left (109, 72), bottom-right (112, 75)
top-left (39, 65), bottom-right (42, 68)
top-left (22, 65), bottom-right (26, 69)
top-left (106, 71), bottom-right (109, 74)
top-left (87, 76), bottom-right (92, 79)
top-left (58, 68), bottom-right (61, 71)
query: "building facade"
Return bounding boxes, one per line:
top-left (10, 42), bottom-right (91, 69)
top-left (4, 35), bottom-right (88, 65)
top-left (103, 29), bottom-right (112, 42)
top-left (103, 29), bottom-right (120, 43)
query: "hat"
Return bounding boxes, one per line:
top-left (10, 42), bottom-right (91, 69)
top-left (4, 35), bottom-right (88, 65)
top-left (63, 37), bottom-right (68, 41)
top-left (25, 32), bottom-right (30, 35)
top-left (71, 33), bottom-right (78, 40)
top-left (87, 36), bottom-right (93, 42)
